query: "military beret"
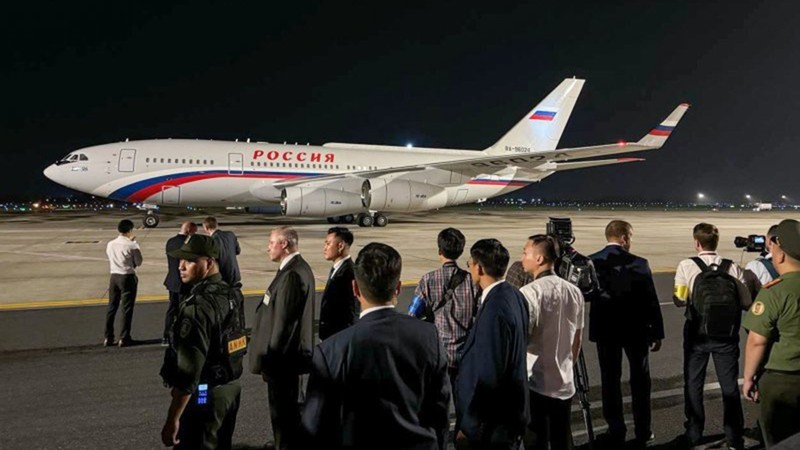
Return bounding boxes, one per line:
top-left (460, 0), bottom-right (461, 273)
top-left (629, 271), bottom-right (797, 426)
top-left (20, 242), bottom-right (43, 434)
top-left (168, 234), bottom-right (219, 261)
top-left (776, 219), bottom-right (800, 261)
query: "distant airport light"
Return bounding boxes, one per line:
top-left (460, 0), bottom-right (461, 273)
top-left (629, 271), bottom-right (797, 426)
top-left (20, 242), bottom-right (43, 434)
top-left (406, 143), bottom-right (413, 148)
top-left (745, 194), bottom-right (751, 200)
top-left (781, 195), bottom-right (787, 199)
top-left (697, 193), bottom-right (705, 199)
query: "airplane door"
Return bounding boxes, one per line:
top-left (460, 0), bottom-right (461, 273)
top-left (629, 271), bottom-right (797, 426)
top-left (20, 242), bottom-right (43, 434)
top-left (162, 186), bottom-right (180, 205)
top-left (228, 153), bottom-right (243, 175)
top-left (118, 149), bottom-right (136, 172)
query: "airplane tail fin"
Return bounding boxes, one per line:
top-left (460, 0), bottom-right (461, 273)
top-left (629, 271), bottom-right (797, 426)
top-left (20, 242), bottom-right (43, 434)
top-left (484, 78), bottom-right (585, 156)
top-left (636, 103), bottom-right (691, 147)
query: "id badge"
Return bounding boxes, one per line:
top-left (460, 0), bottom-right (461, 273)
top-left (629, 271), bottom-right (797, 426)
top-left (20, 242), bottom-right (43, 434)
top-left (262, 293), bottom-right (270, 306)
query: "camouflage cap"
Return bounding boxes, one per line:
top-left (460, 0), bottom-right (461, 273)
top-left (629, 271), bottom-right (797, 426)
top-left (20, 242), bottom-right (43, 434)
top-left (167, 234), bottom-right (219, 261)
top-left (776, 219), bottom-right (800, 261)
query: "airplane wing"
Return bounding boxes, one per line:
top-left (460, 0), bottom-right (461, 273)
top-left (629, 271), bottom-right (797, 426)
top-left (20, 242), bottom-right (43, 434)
top-left (273, 103), bottom-right (688, 189)
top-left (552, 157), bottom-right (644, 171)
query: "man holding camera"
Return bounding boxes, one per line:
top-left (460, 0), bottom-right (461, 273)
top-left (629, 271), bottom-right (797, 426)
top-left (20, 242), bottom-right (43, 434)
top-left (519, 234), bottom-right (584, 450)
top-left (673, 223), bottom-right (752, 449)
top-left (744, 225), bottom-right (780, 294)
top-left (589, 220), bottom-right (663, 447)
top-left (742, 219), bottom-right (800, 447)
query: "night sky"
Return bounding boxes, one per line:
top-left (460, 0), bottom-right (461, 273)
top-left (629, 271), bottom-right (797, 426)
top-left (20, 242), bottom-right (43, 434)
top-left (4, 1), bottom-right (799, 203)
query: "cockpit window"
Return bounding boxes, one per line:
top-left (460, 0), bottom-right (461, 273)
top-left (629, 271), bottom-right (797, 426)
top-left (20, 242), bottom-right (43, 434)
top-left (79, 154), bottom-right (88, 161)
top-left (55, 152), bottom-right (88, 165)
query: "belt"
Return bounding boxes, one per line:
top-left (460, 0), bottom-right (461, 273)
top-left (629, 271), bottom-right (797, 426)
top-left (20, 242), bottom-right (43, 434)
top-left (765, 368), bottom-right (800, 375)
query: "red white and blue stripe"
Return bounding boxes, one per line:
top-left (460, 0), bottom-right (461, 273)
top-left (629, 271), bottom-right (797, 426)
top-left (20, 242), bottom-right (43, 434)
top-left (108, 170), bottom-right (322, 203)
top-left (649, 124), bottom-right (675, 136)
top-left (529, 110), bottom-right (557, 121)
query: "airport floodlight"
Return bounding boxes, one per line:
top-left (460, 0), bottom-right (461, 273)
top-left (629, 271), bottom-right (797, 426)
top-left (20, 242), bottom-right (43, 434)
top-left (745, 194), bottom-right (751, 199)
top-left (697, 193), bottom-right (705, 199)
top-left (406, 143), bottom-right (413, 148)
top-left (781, 195), bottom-right (787, 200)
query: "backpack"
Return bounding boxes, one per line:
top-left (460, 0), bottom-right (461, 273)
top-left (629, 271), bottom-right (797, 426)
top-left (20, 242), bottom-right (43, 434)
top-left (427, 267), bottom-right (469, 323)
top-left (688, 257), bottom-right (741, 339)
top-left (204, 286), bottom-right (247, 385)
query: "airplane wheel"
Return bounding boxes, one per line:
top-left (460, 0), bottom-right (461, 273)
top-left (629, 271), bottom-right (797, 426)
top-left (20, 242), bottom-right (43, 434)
top-left (327, 217), bottom-right (338, 224)
top-left (374, 214), bottom-right (388, 227)
top-left (342, 214), bottom-right (355, 224)
top-left (357, 213), bottom-right (374, 227)
top-left (143, 214), bottom-right (160, 228)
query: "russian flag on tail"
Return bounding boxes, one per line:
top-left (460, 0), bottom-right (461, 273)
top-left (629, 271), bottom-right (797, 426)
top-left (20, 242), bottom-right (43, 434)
top-left (529, 110), bottom-right (557, 121)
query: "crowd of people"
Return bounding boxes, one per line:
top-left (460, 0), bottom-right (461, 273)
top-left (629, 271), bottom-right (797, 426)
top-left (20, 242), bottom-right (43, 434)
top-left (101, 216), bottom-right (800, 449)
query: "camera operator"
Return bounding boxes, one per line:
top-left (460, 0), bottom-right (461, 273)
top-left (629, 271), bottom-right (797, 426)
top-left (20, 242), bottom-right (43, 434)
top-left (588, 220), bottom-right (663, 448)
top-left (744, 225), bottom-right (779, 294)
top-left (519, 234), bottom-right (584, 450)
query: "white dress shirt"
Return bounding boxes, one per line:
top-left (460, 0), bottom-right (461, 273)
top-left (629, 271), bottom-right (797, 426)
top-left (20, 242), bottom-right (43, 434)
top-left (106, 235), bottom-right (143, 275)
top-left (479, 279), bottom-right (505, 306)
top-left (330, 255), bottom-right (352, 278)
top-left (279, 252), bottom-right (301, 271)
top-left (359, 305), bottom-right (395, 319)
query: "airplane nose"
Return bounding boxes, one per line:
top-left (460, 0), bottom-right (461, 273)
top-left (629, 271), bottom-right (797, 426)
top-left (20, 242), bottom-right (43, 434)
top-left (43, 164), bottom-right (56, 180)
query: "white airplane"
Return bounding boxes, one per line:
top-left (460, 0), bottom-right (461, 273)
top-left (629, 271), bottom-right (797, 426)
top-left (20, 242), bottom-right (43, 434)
top-left (43, 78), bottom-right (689, 228)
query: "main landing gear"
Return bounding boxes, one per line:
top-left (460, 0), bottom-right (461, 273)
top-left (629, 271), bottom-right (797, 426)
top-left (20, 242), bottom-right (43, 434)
top-left (326, 212), bottom-right (388, 227)
top-left (143, 211), bottom-right (160, 228)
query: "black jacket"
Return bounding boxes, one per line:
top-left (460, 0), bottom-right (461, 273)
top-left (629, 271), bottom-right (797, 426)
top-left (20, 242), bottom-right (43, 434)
top-left (164, 234), bottom-right (191, 295)
top-left (249, 255), bottom-right (315, 378)
top-left (319, 258), bottom-right (359, 340)
top-left (212, 230), bottom-right (242, 287)
top-left (456, 282), bottom-right (530, 446)
top-left (302, 308), bottom-right (451, 450)
top-left (588, 245), bottom-right (665, 343)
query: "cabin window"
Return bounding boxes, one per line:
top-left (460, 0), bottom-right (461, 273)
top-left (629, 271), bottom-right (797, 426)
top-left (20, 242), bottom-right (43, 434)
top-left (168, 158), bottom-right (172, 163)
top-left (145, 158), bottom-right (150, 163)
top-left (210, 160), bottom-right (214, 165)
top-left (203, 160), bottom-right (207, 165)
top-left (160, 158), bottom-right (164, 163)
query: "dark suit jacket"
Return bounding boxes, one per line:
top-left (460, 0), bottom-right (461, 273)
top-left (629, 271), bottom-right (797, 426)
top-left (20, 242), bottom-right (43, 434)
top-left (164, 234), bottom-right (191, 295)
top-left (319, 258), bottom-right (359, 340)
top-left (302, 308), bottom-right (450, 450)
top-left (212, 230), bottom-right (242, 287)
top-left (456, 282), bottom-right (530, 446)
top-left (249, 254), bottom-right (315, 379)
top-left (588, 244), bottom-right (665, 343)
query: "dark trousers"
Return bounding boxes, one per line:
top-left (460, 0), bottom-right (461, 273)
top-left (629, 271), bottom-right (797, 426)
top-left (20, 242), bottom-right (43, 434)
top-left (176, 382), bottom-right (241, 450)
top-left (529, 390), bottom-right (573, 450)
top-left (682, 323), bottom-right (744, 445)
top-left (267, 373), bottom-right (302, 450)
top-left (105, 273), bottom-right (137, 340)
top-left (164, 291), bottom-right (182, 339)
top-left (596, 339), bottom-right (652, 439)
top-left (759, 371), bottom-right (800, 447)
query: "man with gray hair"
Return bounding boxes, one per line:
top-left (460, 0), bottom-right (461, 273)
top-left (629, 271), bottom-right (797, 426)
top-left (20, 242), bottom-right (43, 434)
top-left (250, 226), bottom-right (315, 450)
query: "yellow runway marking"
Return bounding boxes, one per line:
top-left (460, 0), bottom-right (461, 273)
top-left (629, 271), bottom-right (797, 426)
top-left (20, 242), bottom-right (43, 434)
top-left (0, 280), bottom-right (421, 311)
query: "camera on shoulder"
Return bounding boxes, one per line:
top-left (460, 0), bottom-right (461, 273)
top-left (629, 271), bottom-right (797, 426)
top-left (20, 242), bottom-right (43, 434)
top-left (546, 217), bottom-right (598, 297)
top-left (733, 234), bottom-right (766, 253)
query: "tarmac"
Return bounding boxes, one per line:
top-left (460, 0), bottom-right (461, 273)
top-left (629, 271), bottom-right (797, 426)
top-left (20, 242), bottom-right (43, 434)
top-left (0, 207), bottom-right (795, 449)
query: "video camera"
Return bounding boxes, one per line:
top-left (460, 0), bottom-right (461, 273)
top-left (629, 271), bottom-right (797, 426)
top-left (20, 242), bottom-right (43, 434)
top-left (545, 217), bottom-right (597, 448)
top-left (734, 235), bottom-right (767, 253)
top-left (547, 217), bottom-right (598, 297)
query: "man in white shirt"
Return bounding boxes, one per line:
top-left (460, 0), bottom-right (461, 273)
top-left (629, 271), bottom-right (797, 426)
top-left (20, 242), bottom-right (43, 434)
top-left (105, 219), bottom-right (143, 347)
top-left (673, 223), bottom-right (751, 449)
top-left (519, 234), bottom-right (584, 450)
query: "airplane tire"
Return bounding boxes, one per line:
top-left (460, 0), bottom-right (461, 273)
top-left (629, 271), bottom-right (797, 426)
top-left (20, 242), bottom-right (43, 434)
top-left (357, 213), bottom-right (374, 227)
top-left (374, 214), bottom-right (388, 227)
top-left (327, 217), bottom-right (338, 224)
top-left (143, 214), bottom-right (160, 228)
top-left (342, 214), bottom-right (355, 224)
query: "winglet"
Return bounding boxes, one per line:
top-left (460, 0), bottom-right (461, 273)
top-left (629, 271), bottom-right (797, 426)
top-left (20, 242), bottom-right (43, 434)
top-left (636, 103), bottom-right (690, 147)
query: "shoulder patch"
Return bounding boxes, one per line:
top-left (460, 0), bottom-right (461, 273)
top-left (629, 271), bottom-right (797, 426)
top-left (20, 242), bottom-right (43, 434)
top-left (763, 278), bottom-right (783, 289)
top-left (751, 301), bottom-right (766, 316)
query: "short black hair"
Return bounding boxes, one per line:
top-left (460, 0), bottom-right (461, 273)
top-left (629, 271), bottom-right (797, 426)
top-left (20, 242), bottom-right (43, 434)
top-left (354, 243), bottom-right (402, 303)
top-left (117, 219), bottom-right (134, 234)
top-left (528, 234), bottom-right (559, 263)
top-left (327, 226), bottom-right (354, 247)
top-left (768, 224), bottom-right (779, 238)
top-left (438, 227), bottom-right (466, 260)
top-left (470, 238), bottom-right (509, 278)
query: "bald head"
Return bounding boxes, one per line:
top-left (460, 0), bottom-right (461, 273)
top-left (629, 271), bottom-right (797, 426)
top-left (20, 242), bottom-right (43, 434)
top-left (180, 221), bottom-right (198, 236)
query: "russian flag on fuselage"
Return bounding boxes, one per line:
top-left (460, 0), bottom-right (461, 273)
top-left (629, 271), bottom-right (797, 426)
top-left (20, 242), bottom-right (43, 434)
top-left (529, 109), bottom-right (557, 121)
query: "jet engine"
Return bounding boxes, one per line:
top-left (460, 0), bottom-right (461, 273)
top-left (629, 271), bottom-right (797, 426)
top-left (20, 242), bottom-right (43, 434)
top-left (281, 187), bottom-right (365, 217)
top-left (366, 179), bottom-right (447, 212)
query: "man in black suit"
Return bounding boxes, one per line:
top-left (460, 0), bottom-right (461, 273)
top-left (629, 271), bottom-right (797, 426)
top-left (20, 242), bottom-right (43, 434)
top-left (250, 226), bottom-right (316, 450)
top-left (302, 243), bottom-right (451, 450)
top-left (203, 216), bottom-right (242, 288)
top-left (588, 220), bottom-right (664, 447)
top-left (457, 239), bottom-right (530, 450)
top-left (319, 227), bottom-right (359, 340)
top-left (162, 221), bottom-right (197, 345)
